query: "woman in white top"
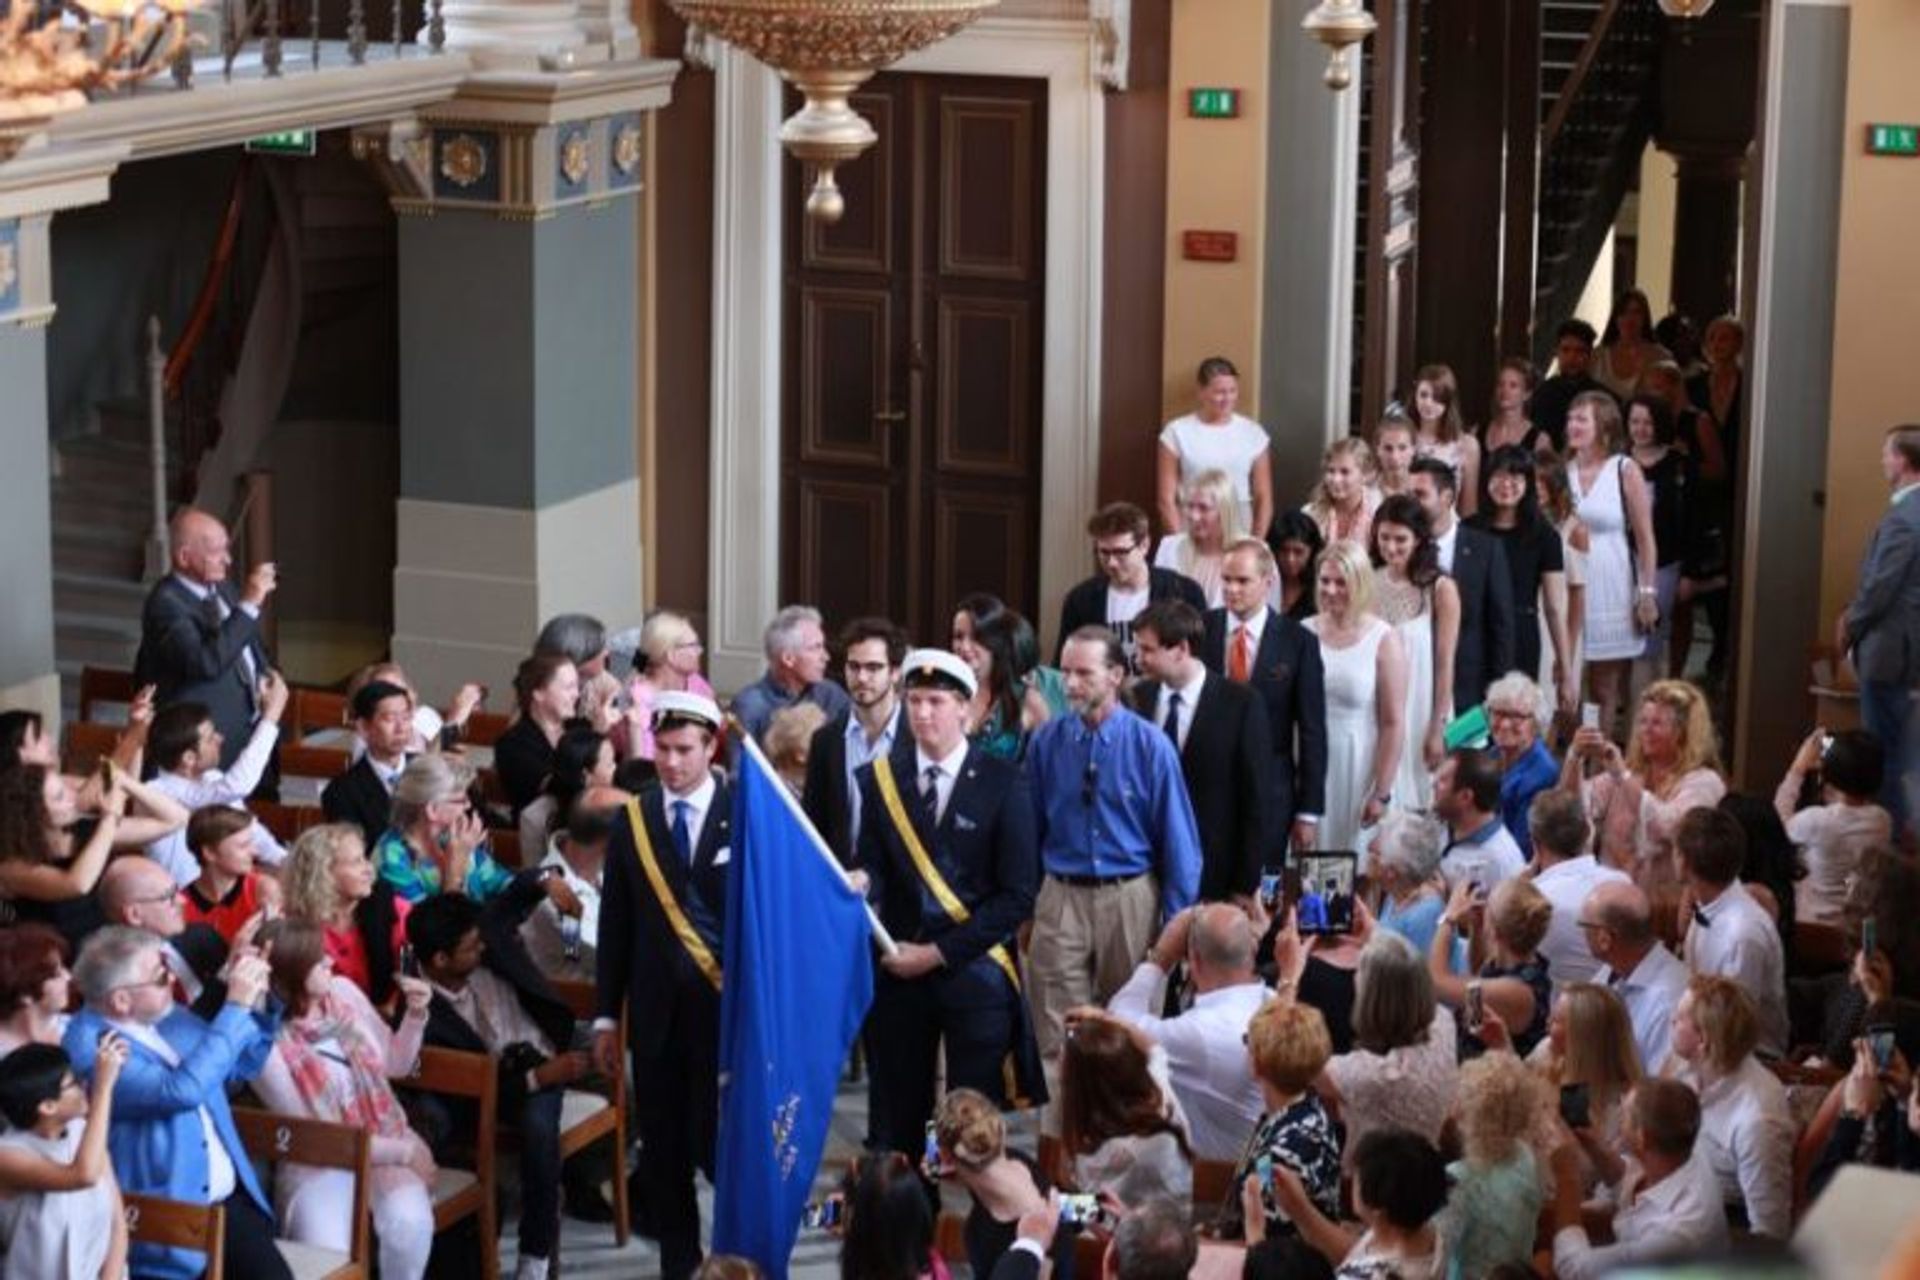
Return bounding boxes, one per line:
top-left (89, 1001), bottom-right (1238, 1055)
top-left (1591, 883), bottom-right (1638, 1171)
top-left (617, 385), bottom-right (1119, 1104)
top-left (1566, 390), bottom-right (1659, 737)
top-left (1370, 495), bottom-right (1459, 808)
top-left (1773, 728), bottom-right (1893, 931)
top-left (1591, 288), bottom-right (1673, 401)
top-left (1157, 356), bottom-right (1274, 538)
top-left (1154, 469), bottom-right (1246, 609)
top-left (1664, 975), bottom-right (1793, 1240)
top-left (1304, 543), bottom-right (1407, 852)
top-left (1410, 364), bottom-right (1482, 518)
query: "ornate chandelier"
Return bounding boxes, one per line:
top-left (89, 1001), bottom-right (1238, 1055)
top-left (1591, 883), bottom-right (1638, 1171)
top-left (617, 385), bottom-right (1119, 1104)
top-left (1655, 0), bottom-right (1715, 17)
top-left (668, 0), bottom-right (999, 222)
top-left (1300, 0), bottom-right (1375, 92)
top-left (2, 0), bottom-right (203, 161)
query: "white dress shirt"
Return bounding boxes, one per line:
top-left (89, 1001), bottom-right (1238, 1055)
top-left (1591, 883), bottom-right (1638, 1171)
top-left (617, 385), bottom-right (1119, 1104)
top-left (1532, 855), bottom-right (1630, 987)
top-left (1596, 942), bottom-right (1688, 1073)
top-left (843, 704), bottom-right (902, 849)
top-left (519, 840), bottom-right (603, 975)
top-left (1226, 606), bottom-right (1269, 669)
top-left (1435, 521), bottom-right (1459, 575)
top-left (1552, 1149), bottom-right (1730, 1280)
top-left (913, 740), bottom-right (969, 826)
top-left (107, 1016), bottom-right (237, 1201)
top-left (1152, 665), bottom-right (1208, 753)
top-left (664, 773), bottom-right (718, 861)
top-left (1107, 963), bottom-right (1268, 1161)
top-left (147, 717), bottom-right (288, 877)
top-left (1669, 1054), bottom-right (1794, 1240)
top-left (1682, 882), bottom-right (1788, 1058)
top-left (1438, 818), bottom-right (1527, 892)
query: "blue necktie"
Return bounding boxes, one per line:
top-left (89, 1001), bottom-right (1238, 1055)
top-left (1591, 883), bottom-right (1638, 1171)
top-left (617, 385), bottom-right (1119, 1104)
top-left (671, 799), bottom-right (694, 865)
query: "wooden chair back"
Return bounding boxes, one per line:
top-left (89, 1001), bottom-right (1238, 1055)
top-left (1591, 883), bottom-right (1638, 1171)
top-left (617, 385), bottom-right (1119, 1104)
top-left (123, 1193), bottom-right (226, 1280)
top-left (78, 666), bottom-right (138, 722)
top-left (60, 721), bottom-right (120, 775)
top-left (291, 688), bottom-right (350, 737)
top-left (464, 712), bottom-right (511, 747)
top-left (549, 978), bottom-right (630, 1250)
top-left (408, 1046), bottom-right (499, 1280)
top-left (253, 801), bottom-right (324, 842)
top-left (280, 744), bottom-right (351, 782)
top-left (232, 1107), bottom-right (372, 1271)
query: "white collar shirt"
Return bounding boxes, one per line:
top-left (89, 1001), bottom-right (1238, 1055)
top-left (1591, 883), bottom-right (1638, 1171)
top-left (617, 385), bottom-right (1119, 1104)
top-left (1683, 882), bottom-right (1788, 1058)
top-left (664, 773), bottom-right (718, 861)
top-left (1533, 855), bottom-right (1631, 987)
top-left (1435, 521), bottom-right (1459, 575)
top-left (842, 704), bottom-right (901, 847)
top-left (1669, 1055), bottom-right (1794, 1240)
top-left (1228, 607), bottom-right (1268, 658)
top-left (1597, 943), bottom-right (1688, 1073)
top-left (1153, 665), bottom-right (1208, 753)
top-left (1552, 1150), bottom-right (1729, 1280)
top-left (913, 740), bottom-right (969, 826)
top-left (1106, 963), bottom-right (1268, 1161)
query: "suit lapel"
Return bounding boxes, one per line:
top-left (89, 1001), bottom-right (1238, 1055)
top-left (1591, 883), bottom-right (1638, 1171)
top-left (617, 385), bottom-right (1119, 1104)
top-left (1257, 608), bottom-right (1287, 676)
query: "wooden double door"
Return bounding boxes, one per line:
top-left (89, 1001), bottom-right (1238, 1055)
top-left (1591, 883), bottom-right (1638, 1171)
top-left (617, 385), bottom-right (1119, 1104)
top-left (780, 72), bottom-right (1047, 642)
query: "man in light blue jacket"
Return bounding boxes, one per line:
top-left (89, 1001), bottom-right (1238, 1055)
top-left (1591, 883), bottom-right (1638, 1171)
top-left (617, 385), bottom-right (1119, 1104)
top-left (63, 925), bottom-right (287, 1280)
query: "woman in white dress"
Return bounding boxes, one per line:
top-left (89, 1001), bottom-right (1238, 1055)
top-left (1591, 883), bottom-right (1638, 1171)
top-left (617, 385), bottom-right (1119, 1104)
top-left (1305, 542), bottom-right (1408, 852)
top-left (1536, 454), bottom-right (1591, 717)
top-left (1411, 364), bottom-right (1482, 518)
top-left (1154, 468), bottom-right (1245, 609)
top-left (1156, 356), bottom-right (1274, 538)
top-left (1566, 391), bottom-right (1658, 736)
top-left (1370, 495), bottom-right (1459, 811)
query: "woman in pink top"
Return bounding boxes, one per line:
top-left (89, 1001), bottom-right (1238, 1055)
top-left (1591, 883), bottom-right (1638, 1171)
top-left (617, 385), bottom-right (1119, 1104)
top-left (620, 610), bottom-right (717, 764)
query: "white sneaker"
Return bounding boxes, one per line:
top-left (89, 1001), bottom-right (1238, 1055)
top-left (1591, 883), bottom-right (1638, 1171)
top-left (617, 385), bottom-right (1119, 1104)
top-left (514, 1256), bottom-right (550, 1280)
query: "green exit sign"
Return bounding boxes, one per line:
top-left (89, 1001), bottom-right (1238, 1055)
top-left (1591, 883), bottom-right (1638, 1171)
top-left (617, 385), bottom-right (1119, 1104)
top-left (245, 129), bottom-right (317, 157)
top-left (1188, 87), bottom-right (1241, 120)
top-left (1866, 123), bottom-right (1919, 156)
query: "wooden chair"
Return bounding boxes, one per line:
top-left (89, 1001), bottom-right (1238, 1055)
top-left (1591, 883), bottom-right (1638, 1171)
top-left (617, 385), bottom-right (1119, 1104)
top-left (78, 666), bottom-right (138, 723)
top-left (549, 978), bottom-right (630, 1253)
top-left (291, 688), bottom-right (350, 738)
top-left (61, 721), bottom-right (121, 775)
top-left (232, 1107), bottom-right (371, 1280)
top-left (280, 744), bottom-right (352, 783)
top-left (254, 801), bottom-right (324, 843)
top-left (464, 712), bottom-right (511, 747)
top-left (1794, 920), bottom-right (1853, 977)
top-left (934, 1210), bottom-right (969, 1262)
top-left (123, 1192), bottom-right (226, 1280)
top-left (1192, 1158), bottom-right (1238, 1215)
top-left (489, 829), bottom-right (523, 869)
top-left (408, 1046), bottom-right (499, 1280)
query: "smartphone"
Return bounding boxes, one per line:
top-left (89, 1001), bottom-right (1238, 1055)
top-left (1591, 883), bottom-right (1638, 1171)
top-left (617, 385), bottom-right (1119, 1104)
top-left (1255, 1154), bottom-right (1272, 1188)
top-left (1293, 852), bottom-right (1358, 936)
top-left (1868, 1024), bottom-right (1897, 1071)
top-left (1559, 1082), bottom-right (1592, 1129)
top-left (920, 1120), bottom-right (944, 1179)
top-left (400, 944), bottom-right (419, 979)
top-left (800, 1198), bottom-right (842, 1230)
top-left (1453, 856), bottom-right (1488, 900)
top-left (1465, 980), bottom-right (1486, 1031)
top-left (97, 757), bottom-right (114, 790)
top-left (1059, 1193), bottom-right (1104, 1227)
top-left (1580, 702), bottom-right (1601, 732)
top-left (1863, 916), bottom-right (1879, 958)
top-left (1259, 872), bottom-right (1283, 911)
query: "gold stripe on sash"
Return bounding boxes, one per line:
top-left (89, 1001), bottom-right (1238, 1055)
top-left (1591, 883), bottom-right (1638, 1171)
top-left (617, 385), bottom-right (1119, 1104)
top-left (626, 797), bottom-right (722, 991)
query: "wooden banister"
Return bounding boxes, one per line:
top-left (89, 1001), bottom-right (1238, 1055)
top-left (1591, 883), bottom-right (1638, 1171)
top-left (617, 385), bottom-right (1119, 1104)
top-left (1542, 0), bottom-right (1623, 152)
top-left (164, 155), bottom-right (254, 398)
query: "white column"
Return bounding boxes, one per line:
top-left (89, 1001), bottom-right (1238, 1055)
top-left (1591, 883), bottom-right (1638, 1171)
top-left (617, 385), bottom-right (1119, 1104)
top-left (433, 0), bottom-right (585, 67)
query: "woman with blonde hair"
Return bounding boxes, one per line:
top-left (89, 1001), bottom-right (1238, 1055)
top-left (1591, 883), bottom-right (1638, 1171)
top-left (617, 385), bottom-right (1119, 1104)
top-left (280, 822), bottom-right (411, 1008)
top-left (929, 1088), bottom-right (1057, 1279)
top-left (1566, 389), bottom-right (1660, 735)
top-left (1428, 876), bottom-right (1555, 1058)
top-left (1443, 1053), bottom-right (1547, 1276)
top-left (621, 609), bottom-right (717, 766)
top-left (1303, 436), bottom-right (1380, 548)
top-left (1153, 468), bottom-right (1246, 607)
top-left (1057, 1006), bottom-right (1192, 1207)
top-left (1410, 363), bottom-right (1482, 517)
top-left (1527, 983), bottom-right (1641, 1190)
top-left (1563, 678), bottom-right (1725, 904)
top-left (1303, 541), bottom-right (1407, 851)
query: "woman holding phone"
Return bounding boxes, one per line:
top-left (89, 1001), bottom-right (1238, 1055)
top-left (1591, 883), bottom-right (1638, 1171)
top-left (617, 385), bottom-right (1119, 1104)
top-left (1428, 876), bottom-right (1554, 1059)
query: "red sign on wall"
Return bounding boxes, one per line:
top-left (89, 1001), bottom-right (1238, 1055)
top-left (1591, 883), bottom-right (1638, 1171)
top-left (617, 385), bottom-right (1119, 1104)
top-left (1181, 230), bottom-right (1239, 263)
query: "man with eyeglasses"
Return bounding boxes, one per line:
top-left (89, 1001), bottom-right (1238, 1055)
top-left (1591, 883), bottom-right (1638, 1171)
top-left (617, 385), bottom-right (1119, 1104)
top-left (63, 924), bottom-right (286, 1280)
top-left (1055, 502), bottom-right (1207, 673)
top-left (98, 856), bottom-right (244, 1021)
top-left (801, 616), bottom-right (915, 865)
top-left (1025, 626), bottom-right (1200, 1066)
top-left (1584, 880), bottom-right (1688, 1071)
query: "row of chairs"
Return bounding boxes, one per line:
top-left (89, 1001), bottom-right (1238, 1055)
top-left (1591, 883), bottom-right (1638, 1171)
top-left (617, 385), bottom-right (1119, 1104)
top-left (125, 979), bottom-right (626, 1280)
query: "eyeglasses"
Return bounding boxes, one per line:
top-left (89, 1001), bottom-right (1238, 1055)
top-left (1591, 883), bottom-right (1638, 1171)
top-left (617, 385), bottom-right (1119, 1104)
top-left (113, 970), bottom-right (173, 993)
top-left (125, 890), bottom-right (182, 908)
top-left (1094, 542), bottom-right (1141, 561)
top-left (1575, 919), bottom-right (1605, 931)
top-left (1487, 708), bottom-right (1532, 723)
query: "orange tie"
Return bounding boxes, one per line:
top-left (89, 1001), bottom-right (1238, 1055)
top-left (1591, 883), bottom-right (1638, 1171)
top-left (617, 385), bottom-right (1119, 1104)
top-left (1230, 624), bottom-right (1251, 682)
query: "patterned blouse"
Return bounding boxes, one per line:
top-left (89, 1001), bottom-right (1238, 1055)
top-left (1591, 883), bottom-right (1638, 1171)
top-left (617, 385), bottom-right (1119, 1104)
top-left (372, 828), bottom-right (514, 903)
top-left (1220, 1092), bottom-right (1343, 1240)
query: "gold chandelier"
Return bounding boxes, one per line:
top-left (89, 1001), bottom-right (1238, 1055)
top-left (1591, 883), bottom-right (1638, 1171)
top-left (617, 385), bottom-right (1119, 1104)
top-left (669, 0), bottom-right (999, 222)
top-left (2, 0), bottom-right (203, 161)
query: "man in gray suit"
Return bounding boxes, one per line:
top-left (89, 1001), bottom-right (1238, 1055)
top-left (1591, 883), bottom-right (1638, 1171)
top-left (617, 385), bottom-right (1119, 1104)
top-left (1837, 424), bottom-right (1920, 839)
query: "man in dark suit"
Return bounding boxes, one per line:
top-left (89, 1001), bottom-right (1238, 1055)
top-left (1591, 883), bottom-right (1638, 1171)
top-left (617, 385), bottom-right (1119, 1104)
top-left (1200, 539), bottom-right (1328, 860)
top-left (1411, 457), bottom-right (1516, 716)
top-left (854, 649), bottom-right (1042, 1155)
top-left (320, 680), bottom-right (415, 845)
top-left (801, 616), bottom-right (913, 864)
top-left (1056, 501), bottom-right (1208, 672)
top-left (1838, 424), bottom-right (1920, 837)
top-left (133, 508), bottom-right (276, 772)
top-left (1130, 600), bottom-right (1272, 900)
top-left (408, 882), bottom-right (588, 1280)
top-left (591, 692), bottom-right (731, 1280)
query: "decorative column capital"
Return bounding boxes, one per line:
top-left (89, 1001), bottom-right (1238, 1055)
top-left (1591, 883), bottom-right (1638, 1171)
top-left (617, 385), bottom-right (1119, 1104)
top-left (0, 140), bottom-right (130, 328)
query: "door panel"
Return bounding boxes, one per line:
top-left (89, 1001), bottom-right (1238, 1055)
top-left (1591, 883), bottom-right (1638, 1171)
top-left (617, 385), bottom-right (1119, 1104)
top-left (783, 73), bottom-right (1045, 640)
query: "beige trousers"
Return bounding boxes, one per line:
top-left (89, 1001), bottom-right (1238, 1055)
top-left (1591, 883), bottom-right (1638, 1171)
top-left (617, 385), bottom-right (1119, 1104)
top-left (1025, 872), bottom-right (1161, 1060)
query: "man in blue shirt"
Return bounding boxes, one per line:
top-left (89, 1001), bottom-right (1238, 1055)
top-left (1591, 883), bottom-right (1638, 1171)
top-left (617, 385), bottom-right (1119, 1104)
top-left (1025, 625), bottom-right (1201, 1061)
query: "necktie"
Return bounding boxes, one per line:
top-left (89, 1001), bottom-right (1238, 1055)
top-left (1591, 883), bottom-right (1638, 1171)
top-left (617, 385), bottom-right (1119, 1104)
top-left (1691, 904), bottom-right (1711, 930)
top-left (1230, 625), bottom-right (1251, 683)
top-left (1164, 691), bottom-right (1184, 751)
top-left (920, 765), bottom-right (943, 827)
top-left (670, 799), bottom-right (694, 865)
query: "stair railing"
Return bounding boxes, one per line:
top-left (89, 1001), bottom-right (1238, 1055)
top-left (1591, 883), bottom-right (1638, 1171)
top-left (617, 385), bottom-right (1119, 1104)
top-left (1542, 0), bottom-right (1622, 153)
top-left (143, 315), bottom-right (169, 582)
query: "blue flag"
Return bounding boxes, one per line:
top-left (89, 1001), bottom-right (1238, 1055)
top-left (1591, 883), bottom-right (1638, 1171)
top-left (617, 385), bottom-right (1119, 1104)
top-left (712, 737), bottom-right (876, 1278)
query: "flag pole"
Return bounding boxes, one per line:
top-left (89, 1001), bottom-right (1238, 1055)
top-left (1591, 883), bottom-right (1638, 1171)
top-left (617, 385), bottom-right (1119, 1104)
top-left (728, 719), bottom-right (899, 956)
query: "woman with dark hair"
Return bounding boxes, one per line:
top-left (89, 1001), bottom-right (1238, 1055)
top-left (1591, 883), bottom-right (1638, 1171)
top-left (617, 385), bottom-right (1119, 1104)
top-left (1469, 446), bottom-right (1577, 714)
top-left (517, 725), bottom-right (616, 853)
top-left (1478, 357), bottom-right (1549, 463)
top-left (493, 651), bottom-right (583, 815)
top-left (1627, 393), bottom-right (1694, 687)
top-left (838, 1153), bottom-right (945, 1280)
top-left (1269, 1128), bottom-right (1450, 1277)
top-left (0, 767), bottom-right (145, 947)
top-left (1158, 355), bottom-right (1275, 538)
top-left (1370, 495), bottom-right (1458, 808)
top-left (253, 918), bottom-right (438, 1280)
top-left (1269, 510), bottom-right (1326, 623)
top-left (949, 594), bottom-right (1063, 761)
top-left (1593, 287), bottom-right (1671, 400)
top-left (1057, 1007), bottom-right (1193, 1207)
top-left (0, 923), bottom-right (72, 1054)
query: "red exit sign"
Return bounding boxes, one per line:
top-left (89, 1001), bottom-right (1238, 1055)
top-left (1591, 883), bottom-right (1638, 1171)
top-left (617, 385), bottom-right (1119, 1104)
top-left (1181, 230), bottom-right (1238, 263)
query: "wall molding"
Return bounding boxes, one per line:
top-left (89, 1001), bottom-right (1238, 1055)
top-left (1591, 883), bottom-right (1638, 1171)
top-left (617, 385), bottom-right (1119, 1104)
top-left (705, 19), bottom-right (1109, 689)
